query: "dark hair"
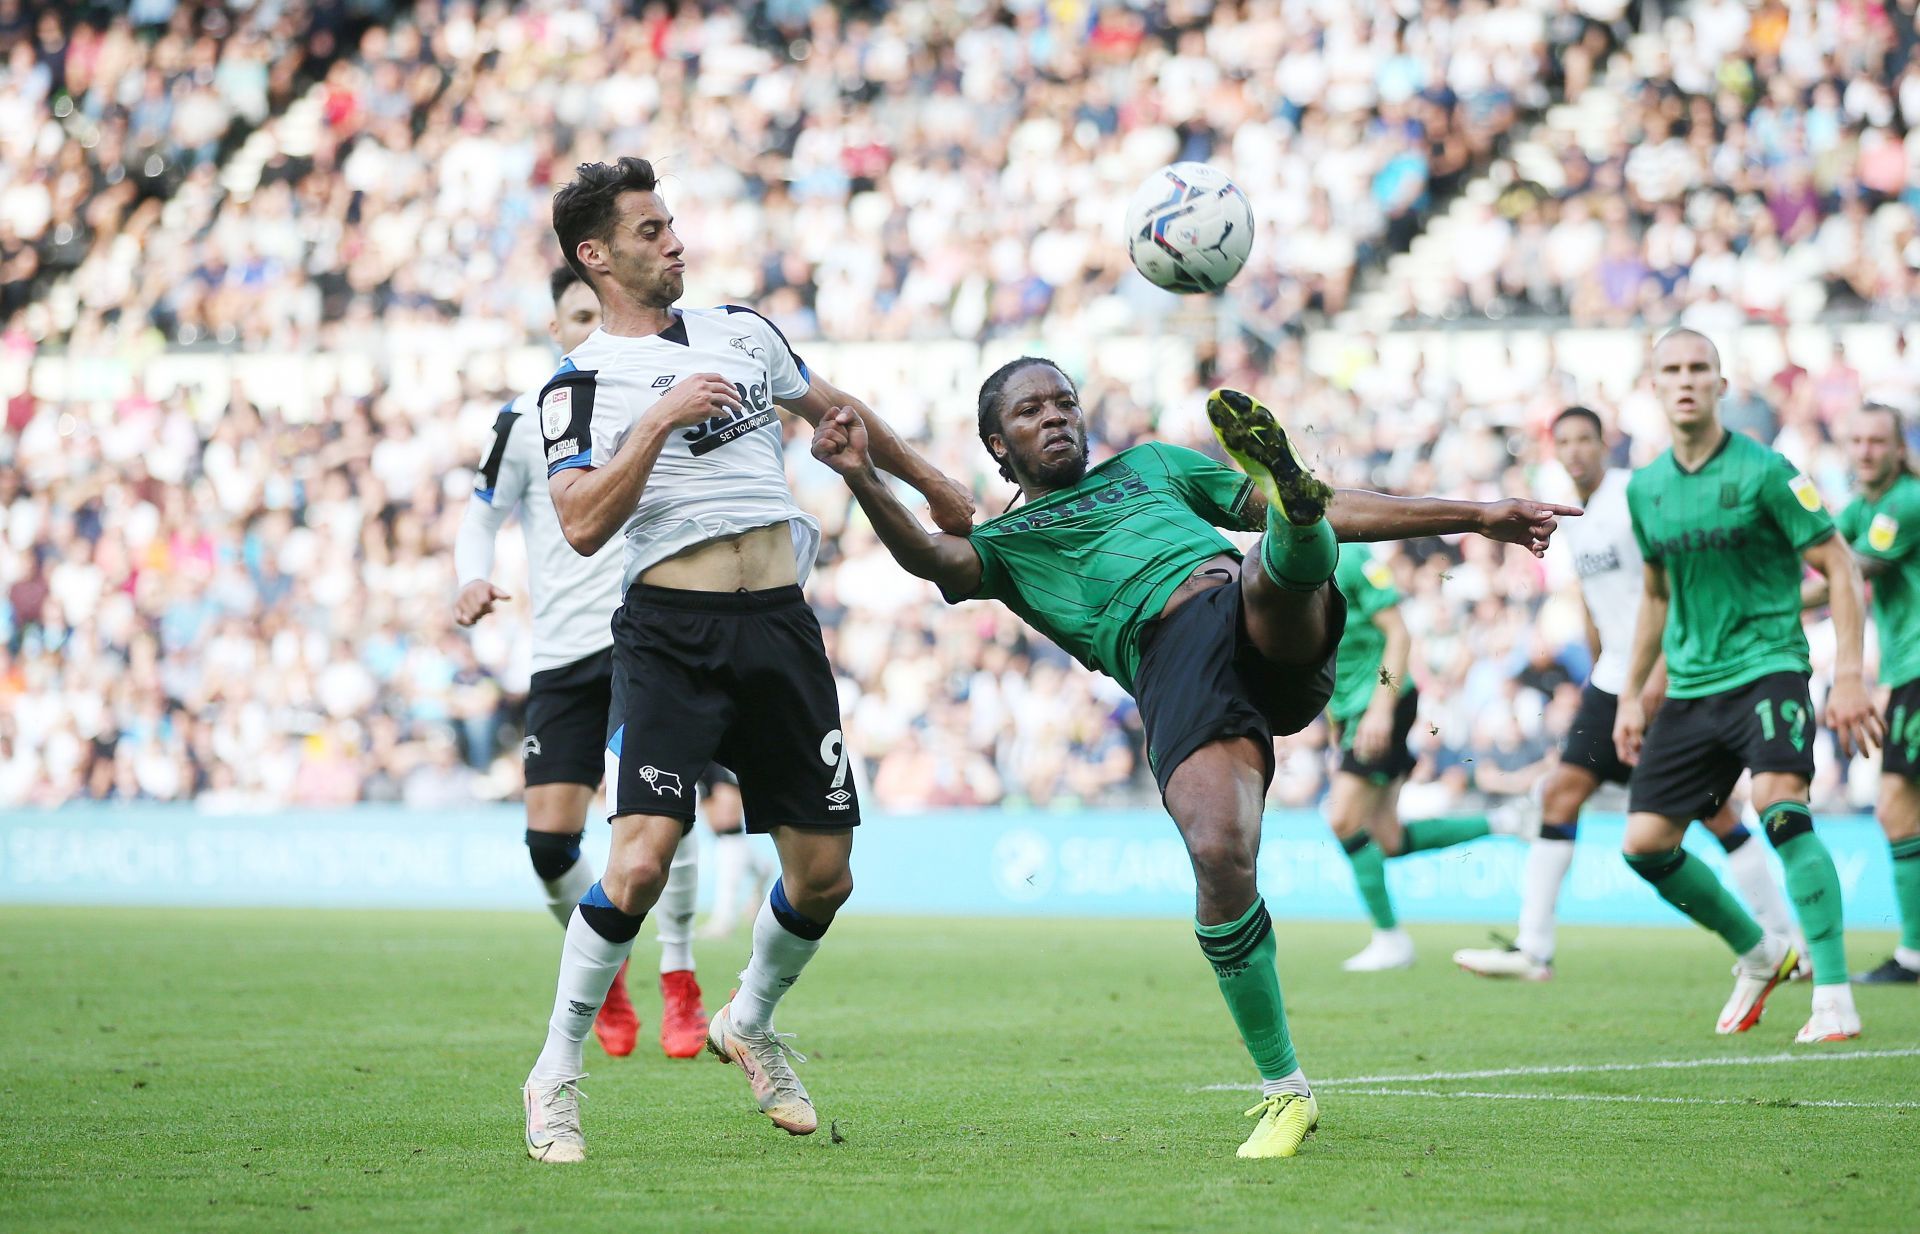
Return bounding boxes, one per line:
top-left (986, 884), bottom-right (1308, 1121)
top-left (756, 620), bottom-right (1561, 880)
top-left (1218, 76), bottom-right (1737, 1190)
top-left (548, 265), bottom-right (581, 305)
top-left (1551, 405), bottom-right (1605, 437)
top-left (552, 157), bottom-right (658, 288)
top-left (976, 356), bottom-right (1068, 483)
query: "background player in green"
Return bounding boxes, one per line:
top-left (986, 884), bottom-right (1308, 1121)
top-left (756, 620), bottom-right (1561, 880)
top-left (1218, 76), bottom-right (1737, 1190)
top-left (1614, 329), bottom-right (1883, 1043)
top-left (1807, 403), bottom-right (1920, 984)
top-left (1325, 542), bottom-right (1533, 972)
top-left (809, 356), bottom-right (1574, 1159)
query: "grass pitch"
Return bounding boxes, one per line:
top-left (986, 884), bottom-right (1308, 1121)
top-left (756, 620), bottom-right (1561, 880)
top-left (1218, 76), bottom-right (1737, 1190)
top-left (3, 908), bottom-right (1914, 1234)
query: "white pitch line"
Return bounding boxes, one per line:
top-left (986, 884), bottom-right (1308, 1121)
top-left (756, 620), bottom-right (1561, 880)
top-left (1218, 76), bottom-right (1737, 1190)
top-left (1197, 1047), bottom-right (1920, 1092)
top-left (1335, 1087), bottom-right (1920, 1111)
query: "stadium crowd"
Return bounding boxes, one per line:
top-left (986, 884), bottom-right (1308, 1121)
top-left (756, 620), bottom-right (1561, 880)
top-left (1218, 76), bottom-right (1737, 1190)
top-left (4, 0), bottom-right (1919, 813)
top-left (1431, 0), bottom-right (1920, 324)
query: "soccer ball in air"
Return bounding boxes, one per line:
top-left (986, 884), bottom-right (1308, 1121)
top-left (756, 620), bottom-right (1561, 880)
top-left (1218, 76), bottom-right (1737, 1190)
top-left (1124, 162), bottom-right (1254, 294)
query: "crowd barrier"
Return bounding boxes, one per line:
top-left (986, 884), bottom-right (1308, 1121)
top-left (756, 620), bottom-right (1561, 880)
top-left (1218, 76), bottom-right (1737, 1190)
top-left (0, 806), bottom-right (1902, 933)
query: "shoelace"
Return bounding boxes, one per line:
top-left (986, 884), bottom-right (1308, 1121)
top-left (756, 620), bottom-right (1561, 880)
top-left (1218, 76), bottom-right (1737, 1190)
top-left (742, 1029), bottom-right (809, 1102)
top-left (1242, 1092), bottom-right (1306, 1120)
top-left (533, 1076), bottom-right (588, 1140)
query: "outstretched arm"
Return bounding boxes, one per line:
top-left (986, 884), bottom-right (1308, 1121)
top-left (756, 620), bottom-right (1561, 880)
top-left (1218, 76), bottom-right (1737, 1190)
top-left (1323, 488), bottom-right (1581, 557)
top-left (784, 376), bottom-right (976, 536)
top-left (811, 407), bottom-right (984, 598)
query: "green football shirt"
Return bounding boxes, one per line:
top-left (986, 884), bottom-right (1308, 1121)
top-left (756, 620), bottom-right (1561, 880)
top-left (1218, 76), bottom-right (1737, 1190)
top-left (948, 442), bottom-right (1259, 693)
top-left (1330, 542), bottom-right (1410, 726)
top-left (1626, 430), bottom-right (1835, 699)
top-left (1838, 472), bottom-right (1920, 689)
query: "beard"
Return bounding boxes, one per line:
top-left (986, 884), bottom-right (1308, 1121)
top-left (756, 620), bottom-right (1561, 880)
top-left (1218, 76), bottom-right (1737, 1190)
top-left (1018, 441), bottom-right (1089, 491)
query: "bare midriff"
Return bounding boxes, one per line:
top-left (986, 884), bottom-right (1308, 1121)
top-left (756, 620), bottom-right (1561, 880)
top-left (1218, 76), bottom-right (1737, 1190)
top-left (638, 521), bottom-right (797, 591)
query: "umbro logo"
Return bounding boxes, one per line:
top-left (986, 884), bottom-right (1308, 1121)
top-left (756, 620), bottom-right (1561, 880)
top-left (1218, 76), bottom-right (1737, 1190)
top-left (652, 375), bottom-right (675, 389)
top-left (568, 1000), bottom-right (598, 1016)
top-left (826, 789), bottom-right (852, 809)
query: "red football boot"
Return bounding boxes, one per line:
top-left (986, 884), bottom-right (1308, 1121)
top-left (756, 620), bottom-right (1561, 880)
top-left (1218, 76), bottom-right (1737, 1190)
top-left (659, 970), bottom-right (709, 1059)
top-left (593, 960), bottom-right (639, 1058)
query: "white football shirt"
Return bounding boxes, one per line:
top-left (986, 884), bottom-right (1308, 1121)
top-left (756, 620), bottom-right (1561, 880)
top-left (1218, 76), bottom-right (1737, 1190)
top-left (459, 389), bottom-right (622, 672)
top-left (538, 305), bottom-right (819, 590)
top-left (1559, 467), bottom-right (1642, 695)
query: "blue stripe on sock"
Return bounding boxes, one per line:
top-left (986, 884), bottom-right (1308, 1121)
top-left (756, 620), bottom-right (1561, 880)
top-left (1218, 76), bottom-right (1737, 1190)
top-left (1717, 823), bottom-right (1752, 853)
top-left (1541, 822), bottom-right (1578, 842)
top-left (769, 878), bottom-right (829, 941)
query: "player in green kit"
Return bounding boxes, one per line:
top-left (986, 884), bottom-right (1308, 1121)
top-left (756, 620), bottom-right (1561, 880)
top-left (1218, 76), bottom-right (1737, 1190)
top-left (1324, 543), bottom-right (1535, 972)
top-left (1614, 329), bottom-right (1883, 1042)
top-left (1808, 403), bottom-right (1920, 984)
top-left (809, 357), bottom-right (1575, 1158)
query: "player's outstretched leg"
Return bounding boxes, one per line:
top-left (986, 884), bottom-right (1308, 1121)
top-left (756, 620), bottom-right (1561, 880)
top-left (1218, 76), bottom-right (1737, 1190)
top-left (707, 827), bottom-right (851, 1136)
top-left (1167, 738), bottom-right (1318, 1159)
top-left (524, 815), bottom-right (681, 1162)
top-left (1753, 800), bottom-right (1861, 1041)
top-left (1856, 776), bottom-right (1920, 984)
top-left (1624, 813), bottom-right (1794, 1034)
top-left (654, 836), bottom-right (708, 1057)
top-left (1206, 387), bottom-right (1336, 593)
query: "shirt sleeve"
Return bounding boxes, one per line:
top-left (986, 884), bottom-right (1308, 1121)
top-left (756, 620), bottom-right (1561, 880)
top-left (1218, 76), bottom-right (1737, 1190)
top-left (1759, 450), bottom-right (1837, 551)
top-left (723, 305), bottom-right (811, 401)
top-left (537, 365), bottom-right (603, 477)
top-left (940, 535), bottom-right (1002, 605)
top-left (1627, 475), bottom-right (1660, 563)
top-left (1853, 486), bottom-right (1920, 563)
top-left (1151, 444), bottom-right (1260, 531)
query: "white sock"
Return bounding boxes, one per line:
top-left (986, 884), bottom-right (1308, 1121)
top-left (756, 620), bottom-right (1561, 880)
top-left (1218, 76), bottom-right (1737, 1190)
top-left (1811, 982), bottom-right (1857, 1014)
top-left (541, 854), bottom-right (598, 928)
top-left (709, 833), bottom-right (750, 928)
top-left (530, 909), bottom-right (635, 1082)
top-left (1261, 1068), bottom-right (1312, 1098)
top-left (656, 837), bottom-right (698, 974)
top-left (1725, 839), bottom-right (1800, 945)
top-left (732, 893), bottom-right (824, 1033)
top-left (1515, 837), bottom-right (1575, 963)
top-left (1896, 945), bottom-right (1920, 971)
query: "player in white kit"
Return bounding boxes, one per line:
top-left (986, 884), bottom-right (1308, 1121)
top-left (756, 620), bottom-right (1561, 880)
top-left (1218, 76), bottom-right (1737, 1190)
top-left (454, 266), bottom-right (709, 1060)
top-left (1453, 407), bottom-right (1803, 980)
top-left (520, 158), bottom-right (974, 1162)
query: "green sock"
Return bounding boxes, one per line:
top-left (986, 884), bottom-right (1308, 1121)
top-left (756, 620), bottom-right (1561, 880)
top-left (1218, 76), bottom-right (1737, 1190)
top-left (1761, 802), bottom-right (1847, 986)
top-left (1892, 836), bottom-right (1920, 953)
top-left (1401, 816), bottom-right (1491, 854)
top-left (1258, 504), bottom-right (1337, 592)
top-left (1624, 848), bottom-right (1765, 955)
top-left (1339, 832), bottom-right (1397, 929)
top-left (1195, 898), bottom-right (1297, 1081)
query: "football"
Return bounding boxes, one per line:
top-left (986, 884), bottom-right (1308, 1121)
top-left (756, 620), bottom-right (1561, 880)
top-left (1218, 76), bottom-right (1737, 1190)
top-left (1123, 162), bottom-right (1255, 294)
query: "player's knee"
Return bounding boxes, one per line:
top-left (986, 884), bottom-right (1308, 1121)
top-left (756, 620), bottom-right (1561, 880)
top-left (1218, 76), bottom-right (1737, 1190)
top-left (1185, 822), bottom-right (1256, 890)
top-left (525, 829), bottom-right (585, 882)
top-left (787, 866), bottom-right (853, 917)
top-left (603, 849), bottom-right (669, 912)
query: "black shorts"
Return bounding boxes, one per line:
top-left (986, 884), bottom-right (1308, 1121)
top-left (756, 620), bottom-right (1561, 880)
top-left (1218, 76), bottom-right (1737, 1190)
top-left (1336, 686), bottom-right (1420, 783)
top-left (1628, 671), bottom-right (1818, 819)
top-left (1134, 577), bottom-right (1344, 798)
top-left (1561, 683), bottom-right (1632, 785)
top-left (523, 648), bottom-right (615, 789)
top-left (1885, 678), bottom-right (1920, 780)
top-left (608, 583), bottom-right (858, 831)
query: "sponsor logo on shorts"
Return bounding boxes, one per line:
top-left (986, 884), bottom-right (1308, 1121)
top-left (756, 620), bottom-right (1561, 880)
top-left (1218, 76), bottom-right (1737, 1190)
top-left (826, 789), bottom-right (852, 808)
top-left (638, 766), bottom-right (683, 797)
top-left (820, 729), bottom-right (852, 810)
top-left (523, 735), bottom-right (543, 761)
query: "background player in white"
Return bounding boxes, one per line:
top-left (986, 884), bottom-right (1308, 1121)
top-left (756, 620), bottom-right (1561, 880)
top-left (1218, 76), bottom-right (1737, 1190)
top-left (520, 157), bottom-right (973, 1163)
top-left (696, 768), bottom-right (774, 939)
top-left (1455, 407), bottom-right (1803, 980)
top-left (453, 266), bottom-right (708, 1059)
